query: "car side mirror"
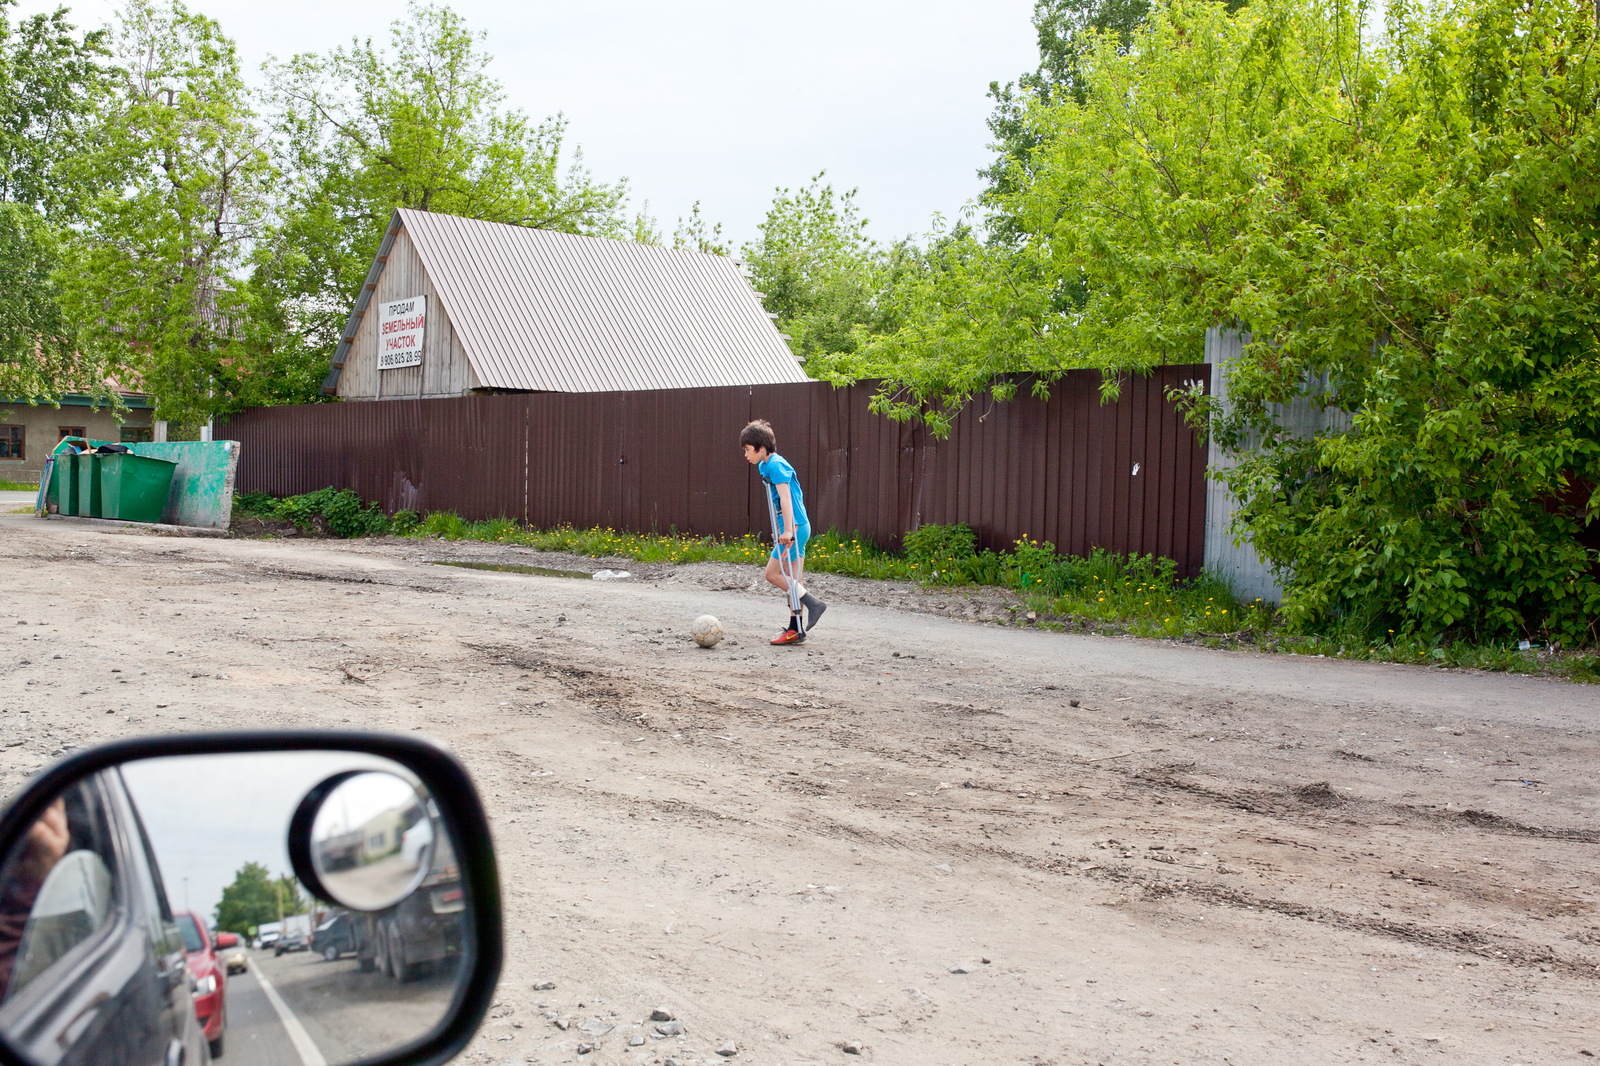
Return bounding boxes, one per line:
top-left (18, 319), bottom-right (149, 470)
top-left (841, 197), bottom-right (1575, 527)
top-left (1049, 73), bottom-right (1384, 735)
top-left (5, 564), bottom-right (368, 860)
top-left (0, 731), bottom-right (502, 1066)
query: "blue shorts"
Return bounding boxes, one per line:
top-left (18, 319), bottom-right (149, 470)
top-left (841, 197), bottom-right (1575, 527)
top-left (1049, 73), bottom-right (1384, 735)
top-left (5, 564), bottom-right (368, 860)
top-left (771, 524), bottom-right (810, 564)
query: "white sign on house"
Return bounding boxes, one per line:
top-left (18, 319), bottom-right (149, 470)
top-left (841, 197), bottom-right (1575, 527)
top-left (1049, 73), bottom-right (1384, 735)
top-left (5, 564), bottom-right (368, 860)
top-left (378, 295), bottom-right (427, 370)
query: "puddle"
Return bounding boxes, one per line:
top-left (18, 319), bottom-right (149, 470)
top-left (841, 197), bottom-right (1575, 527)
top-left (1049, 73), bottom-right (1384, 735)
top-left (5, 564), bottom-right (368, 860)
top-left (431, 561), bottom-right (593, 579)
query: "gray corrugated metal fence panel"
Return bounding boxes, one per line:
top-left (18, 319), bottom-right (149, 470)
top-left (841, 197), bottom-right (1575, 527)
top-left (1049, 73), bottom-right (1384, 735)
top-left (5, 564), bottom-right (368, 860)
top-left (1202, 328), bottom-right (1353, 603)
top-left (1204, 329), bottom-right (1281, 602)
top-left (396, 210), bottom-right (807, 393)
top-left (220, 367), bottom-right (1210, 572)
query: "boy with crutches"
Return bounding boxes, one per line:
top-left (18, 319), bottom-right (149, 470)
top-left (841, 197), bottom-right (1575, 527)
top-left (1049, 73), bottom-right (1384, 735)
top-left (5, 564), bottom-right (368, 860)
top-left (740, 420), bottom-right (826, 645)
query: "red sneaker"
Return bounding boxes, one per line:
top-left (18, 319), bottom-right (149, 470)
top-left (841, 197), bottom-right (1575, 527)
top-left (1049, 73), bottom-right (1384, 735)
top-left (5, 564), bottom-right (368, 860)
top-left (769, 627), bottom-right (805, 645)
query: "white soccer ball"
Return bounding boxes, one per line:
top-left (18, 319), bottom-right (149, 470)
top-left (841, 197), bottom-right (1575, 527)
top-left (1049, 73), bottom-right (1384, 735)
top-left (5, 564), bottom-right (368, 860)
top-left (690, 614), bottom-right (724, 648)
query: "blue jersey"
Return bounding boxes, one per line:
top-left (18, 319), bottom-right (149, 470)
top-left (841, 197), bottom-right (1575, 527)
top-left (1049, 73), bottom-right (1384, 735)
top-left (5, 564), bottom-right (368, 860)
top-left (758, 454), bottom-right (809, 533)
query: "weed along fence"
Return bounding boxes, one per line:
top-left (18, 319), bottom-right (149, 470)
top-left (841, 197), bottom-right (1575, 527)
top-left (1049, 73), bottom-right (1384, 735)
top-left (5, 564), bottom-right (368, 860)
top-left (218, 365), bottom-right (1211, 573)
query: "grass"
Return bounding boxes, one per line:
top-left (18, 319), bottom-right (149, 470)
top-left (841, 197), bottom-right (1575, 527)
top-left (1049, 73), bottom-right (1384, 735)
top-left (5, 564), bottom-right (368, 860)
top-left (0, 480), bottom-right (40, 492)
top-left (411, 512), bottom-right (929, 579)
top-left (232, 489), bottom-right (1597, 682)
top-left (1237, 628), bottom-right (1600, 680)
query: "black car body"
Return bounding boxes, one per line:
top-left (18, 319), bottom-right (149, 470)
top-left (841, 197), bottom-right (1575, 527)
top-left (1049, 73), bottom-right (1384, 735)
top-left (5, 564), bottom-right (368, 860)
top-left (272, 930), bottom-right (308, 956)
top-left (312, 912), bottom-right (355, 961)
top-left (0, 770), bottom-right (208, 1066)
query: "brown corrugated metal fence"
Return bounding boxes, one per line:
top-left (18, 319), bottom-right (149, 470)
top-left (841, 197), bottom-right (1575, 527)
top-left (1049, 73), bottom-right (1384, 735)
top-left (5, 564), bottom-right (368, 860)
top-left (218, 366), bottom-right (1210, 572)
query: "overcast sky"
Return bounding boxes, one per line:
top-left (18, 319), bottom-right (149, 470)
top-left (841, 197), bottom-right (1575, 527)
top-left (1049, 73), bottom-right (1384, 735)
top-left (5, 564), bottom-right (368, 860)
top-left (15, 0), bottom-right (1041, 249)
top-left (122, 750), bottom-right (416, 923)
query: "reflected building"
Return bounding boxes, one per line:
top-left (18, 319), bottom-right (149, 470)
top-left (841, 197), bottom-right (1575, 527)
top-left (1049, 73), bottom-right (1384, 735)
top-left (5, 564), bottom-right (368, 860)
top-left (359, 808), bottom-right (407, 863)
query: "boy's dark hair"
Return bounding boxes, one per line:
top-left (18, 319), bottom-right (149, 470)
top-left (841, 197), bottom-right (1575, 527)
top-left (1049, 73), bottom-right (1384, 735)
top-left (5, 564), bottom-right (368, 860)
top-left (740, 419), bottom-right (776, 455)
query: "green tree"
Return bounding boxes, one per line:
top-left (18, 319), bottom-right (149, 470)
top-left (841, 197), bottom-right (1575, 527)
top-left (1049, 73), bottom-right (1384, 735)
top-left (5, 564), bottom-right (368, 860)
top-left (0, 203), bottom-right (90, 405)
top-left (880, 0), bottom-right (1598, 644)
top-left (812, 219), bottom-right (1076, 433)
top-left (982, 0), bottom-right (1155, 216)
top-left (215, 863), bottom-right (310, 934)
top-left (982, 0), bottom-right (1246, 241)
top-left (58, 0), bottom-right (271, 424)
top-left (0, 2), bottom-right (114, 405)
top-left (256, 1), bottom-right (633, 387)
top-left (671, 201), bottom-right (729, 256)
top-left (742, 173), bottom-right (900, 366)
top-left (213, 862), bottom-right (277, 934)
top-left (1, 0), bottom-right (113, 214)
top-left (1203, 0), bottom-right (1600, 646)
top-left (274, 872), bottom-right (307, 916)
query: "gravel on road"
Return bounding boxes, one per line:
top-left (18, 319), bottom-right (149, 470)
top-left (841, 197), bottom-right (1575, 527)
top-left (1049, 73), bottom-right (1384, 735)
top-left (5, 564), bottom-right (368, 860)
top-left (3, 513), bottom-right (1597, 1065)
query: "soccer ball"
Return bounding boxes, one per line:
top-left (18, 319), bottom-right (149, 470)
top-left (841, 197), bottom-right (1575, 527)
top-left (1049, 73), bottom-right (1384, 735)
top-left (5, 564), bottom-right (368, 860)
top-left (690, 614), bottom-right (724, 648)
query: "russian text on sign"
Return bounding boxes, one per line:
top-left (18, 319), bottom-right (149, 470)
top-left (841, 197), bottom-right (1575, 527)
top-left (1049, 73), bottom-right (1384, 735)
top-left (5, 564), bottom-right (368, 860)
top-left (378, 294), bottom-right (427, 370)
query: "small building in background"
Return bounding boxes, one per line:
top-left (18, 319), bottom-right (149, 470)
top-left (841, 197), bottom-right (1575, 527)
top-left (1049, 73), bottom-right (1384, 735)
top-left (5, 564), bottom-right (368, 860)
top-left (322, 208), bottom-right (809, 399)
top-left (0, 388), bottom-right (157, 485)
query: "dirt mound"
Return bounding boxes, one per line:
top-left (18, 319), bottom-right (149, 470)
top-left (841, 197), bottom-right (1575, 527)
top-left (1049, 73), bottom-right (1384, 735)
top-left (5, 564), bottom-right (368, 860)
top-left (1291, 780), bottom-right (1346, 806)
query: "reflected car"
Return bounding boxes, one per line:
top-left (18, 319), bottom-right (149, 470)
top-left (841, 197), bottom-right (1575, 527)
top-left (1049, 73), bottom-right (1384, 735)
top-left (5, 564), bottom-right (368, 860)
top-left (401, 816), bottom-right (433, 867)
top-left (225, 948), bottom-right (248, 975)
top-left (313, 911), bottom-right (355, 961)
top-left (176, 910), bottom-right (229, 1057)
top-left (0, 771), bottom-right (209, 1066)
top-left (274, 930), bottom-right (309, 956)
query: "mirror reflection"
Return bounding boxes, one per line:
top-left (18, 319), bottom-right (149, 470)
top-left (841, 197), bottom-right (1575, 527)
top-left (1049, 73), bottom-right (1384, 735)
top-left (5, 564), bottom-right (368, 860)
top-left (0, 752), bottom-right (469, 1066)
top-left (311, 771), bottom-right (437, 912)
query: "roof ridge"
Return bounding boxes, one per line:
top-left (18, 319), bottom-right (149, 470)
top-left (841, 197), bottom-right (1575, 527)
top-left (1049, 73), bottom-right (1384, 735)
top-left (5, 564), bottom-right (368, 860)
top-left (395, 207), bottom-right (743, 266)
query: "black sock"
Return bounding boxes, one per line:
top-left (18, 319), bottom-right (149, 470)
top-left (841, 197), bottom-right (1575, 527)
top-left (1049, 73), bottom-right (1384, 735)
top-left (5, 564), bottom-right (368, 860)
top-left (787, 615), bottom-right (799, 632)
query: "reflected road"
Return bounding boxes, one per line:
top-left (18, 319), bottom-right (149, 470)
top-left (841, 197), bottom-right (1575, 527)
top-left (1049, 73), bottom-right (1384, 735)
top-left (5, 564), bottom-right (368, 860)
top-left (221, 948), bottom-right (458, 1066)
top-left (320, 854), bottom-right (421, 908)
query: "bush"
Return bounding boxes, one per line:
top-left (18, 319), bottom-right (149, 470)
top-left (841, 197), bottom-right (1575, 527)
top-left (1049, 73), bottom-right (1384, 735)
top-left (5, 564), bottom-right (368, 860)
top-left (234, 487), bottom-right (392, 538)
top-left (420, 511), bottom-right (469, 539)
top-left (1005, 536), bottom-right (1058, 591)
top-left (903, 522), bottom-right (976, 563)
top-left (231, 492), bottom-right (279, 518)
top-left (273, 488), bottom-right (390, 538)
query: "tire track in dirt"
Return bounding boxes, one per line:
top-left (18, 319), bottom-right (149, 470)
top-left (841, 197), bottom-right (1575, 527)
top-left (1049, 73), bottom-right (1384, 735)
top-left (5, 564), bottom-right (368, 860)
top-left (1127, 765), bottom-right (1600, 842)
top-left (499, 641), bottom-right (1600, 993)
top-left (952, 837), bottom-right (1600, 978)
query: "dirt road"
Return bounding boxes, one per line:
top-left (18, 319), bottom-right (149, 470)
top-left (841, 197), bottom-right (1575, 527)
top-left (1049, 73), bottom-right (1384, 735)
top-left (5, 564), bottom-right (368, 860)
top-left (2, 513), bottom-right (1597, 1066)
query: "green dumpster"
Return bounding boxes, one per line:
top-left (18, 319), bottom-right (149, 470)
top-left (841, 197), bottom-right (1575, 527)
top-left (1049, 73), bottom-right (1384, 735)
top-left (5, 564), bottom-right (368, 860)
top-left (51, 454), bottom-right (80, 515)
top-left (99, 453), bottom-right (177, 523)
top-left (74, 453), bottom-right (103, 518)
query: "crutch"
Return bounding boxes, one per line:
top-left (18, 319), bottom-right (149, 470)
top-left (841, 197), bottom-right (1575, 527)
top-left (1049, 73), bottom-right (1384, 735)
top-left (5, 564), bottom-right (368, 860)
top-left (36, 454), bottom-right (55, 517)
top-left (763, 475), bottom-right (806, 635)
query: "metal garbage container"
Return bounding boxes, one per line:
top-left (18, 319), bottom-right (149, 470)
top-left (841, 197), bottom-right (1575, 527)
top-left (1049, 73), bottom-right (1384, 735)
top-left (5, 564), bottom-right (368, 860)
top-left (74, 453), bottom-right (103, 518)
top-left (50, 453), bottom-right (80, 515)
top-left (98, 453), bottom-right (177, 523)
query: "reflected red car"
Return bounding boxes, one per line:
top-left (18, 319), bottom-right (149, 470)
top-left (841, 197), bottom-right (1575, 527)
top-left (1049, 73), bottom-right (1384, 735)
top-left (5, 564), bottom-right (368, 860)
top-left (175, 911), bottom-right (235, 1058)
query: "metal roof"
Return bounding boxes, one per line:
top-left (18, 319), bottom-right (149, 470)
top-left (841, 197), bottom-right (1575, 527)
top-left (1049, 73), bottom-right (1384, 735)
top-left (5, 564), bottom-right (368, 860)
top-left (324, 209), bottom-right (809, 394)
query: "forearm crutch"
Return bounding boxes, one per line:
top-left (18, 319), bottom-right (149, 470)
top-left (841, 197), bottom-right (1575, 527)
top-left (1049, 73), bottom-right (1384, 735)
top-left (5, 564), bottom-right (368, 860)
top-left (763, 478), bottom-right (806, 634)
